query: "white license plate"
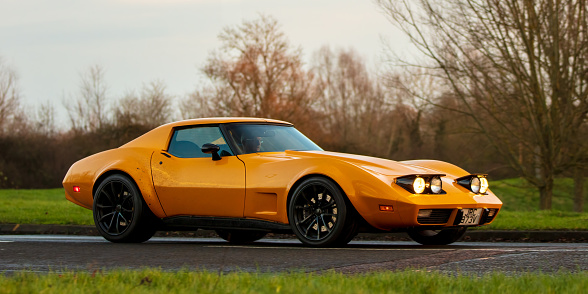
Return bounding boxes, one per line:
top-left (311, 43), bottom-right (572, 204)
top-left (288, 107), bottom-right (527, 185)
top-left (458, 208), bottom-right (482, 225)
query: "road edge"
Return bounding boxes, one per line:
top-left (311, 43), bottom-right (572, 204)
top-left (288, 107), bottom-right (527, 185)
top-left (1, 223), bottom-right (588, 242)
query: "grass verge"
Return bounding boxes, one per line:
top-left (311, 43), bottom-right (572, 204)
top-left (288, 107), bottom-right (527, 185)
top-left (489, 177), bottom-right (587, 212)
top-left (0, 189), bottom-right (92, 225)
top-left (476, 210), bottom-right (588, 230)
top-left (1, 269), bottom-right (587, 294)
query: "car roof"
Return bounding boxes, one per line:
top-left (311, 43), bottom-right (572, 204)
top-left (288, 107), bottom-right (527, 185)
top-left (121, 117), bottom-right (292, 150)
top-left (163, 117), bottom-right (292, 128)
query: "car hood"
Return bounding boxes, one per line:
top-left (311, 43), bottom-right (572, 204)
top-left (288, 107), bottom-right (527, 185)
top-left (278, 150), bottom-right (444, 177)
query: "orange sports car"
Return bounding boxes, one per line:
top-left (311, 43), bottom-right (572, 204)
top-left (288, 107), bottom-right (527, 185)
top-left (63, 117), bottom-right (502, 247)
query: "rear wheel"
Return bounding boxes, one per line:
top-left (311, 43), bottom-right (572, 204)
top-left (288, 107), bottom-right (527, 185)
top-left (93, 174), bottom-right (156, 243)
top-left (288, 177), bottom-right (358, 247)
top-left (215, 230), bottom-right (267, 244)
top-left (407, 227), bottom-right (467, 245)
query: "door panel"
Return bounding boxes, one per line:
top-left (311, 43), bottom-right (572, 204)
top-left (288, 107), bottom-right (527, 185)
top-left (151, 152), bottom-right (245, 217)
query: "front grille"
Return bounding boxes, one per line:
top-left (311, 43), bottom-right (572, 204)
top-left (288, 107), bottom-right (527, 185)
top-left (479, 209), bottom-right (498, 225)
top-left (417, 209), bottom-right (452, 224)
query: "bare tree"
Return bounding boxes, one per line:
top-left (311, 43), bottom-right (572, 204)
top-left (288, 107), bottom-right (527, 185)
top-left (115, 80), bottom-right (174, 129)
top-left (35, 100), bottom-right (57, 135)
top-left (0, 58), bottom-right (21, 134)
top-left (65, 65), bottom-right (110, 132)
top-left (378, 0), bottom-right (588, 210)
top-left (179, 88), bottom-right (221, 119)
top-left (189, 15), bottom-right (318, 125)
top-left (312, 46), bottom-right (392, 155)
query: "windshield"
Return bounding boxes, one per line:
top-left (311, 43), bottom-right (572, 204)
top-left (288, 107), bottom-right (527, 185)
top-left (224, 124), bottom-right (323, 155)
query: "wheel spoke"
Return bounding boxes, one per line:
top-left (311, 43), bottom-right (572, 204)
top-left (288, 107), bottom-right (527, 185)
top-left (118, 183), bottom-right (125, 200)
top-left (99, 211), bottom-right (115, 222)
top-left (297, 213), bottom-right (313, 226)
top-left (115, 213), bottom-right (121, 234)
top-left (319, 187), bottom-right (328, 204)
top-left (300, 190), bottom-right (314, 206)
top-left (321, 199), bottom-right (335, 209)
top-left (304, 218), bottom-right (317, 238)
top-left (316, 217), bottom-right (321, 240)
top-left (110, 182), bottom-right (118, 200)
top-left (107, 212), bottom-right (116, 232)
top-left (96, 204), bottom-right (114, 209)
top-left (119, 213), bottom-right (128, 225)
top-left (121, 191), bottom-right (133, 203)
top-left (121, 195), bottom-right (133, 209)
top-left (320, 215), bottom-right (331, 233)
top-left (100, 189), bottom-right (115, 205)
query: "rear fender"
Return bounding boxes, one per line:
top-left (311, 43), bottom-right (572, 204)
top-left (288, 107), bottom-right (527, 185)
top-left (92, 148), bottom-right (166, 218)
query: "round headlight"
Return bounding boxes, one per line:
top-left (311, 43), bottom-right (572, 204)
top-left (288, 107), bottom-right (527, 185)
top-left (480, 177), bottom-right (489, 193)
top-left (413, 177), bottom-right (426, 194)
top-left (471, 177), bottom-right (481, 193)
top-left (430, 176), bottom-right (442, 194)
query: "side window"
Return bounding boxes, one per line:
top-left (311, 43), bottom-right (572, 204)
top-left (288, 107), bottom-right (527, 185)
top-left (167, 126), bottom-right (233, 158)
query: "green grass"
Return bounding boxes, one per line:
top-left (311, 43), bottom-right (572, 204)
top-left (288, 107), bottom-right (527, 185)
top-left (1, 269), bottom-right (587, 293)
top-left (490, 177), bottom-right (587, 212)
top-left (0, 177), bottom-right (586, 230)
top-left (477, 210), bottom-right (588, 230)
top-left (0, 189), bottom-right (93, 225)
top-left (473, 177), bottom-right (588, 230)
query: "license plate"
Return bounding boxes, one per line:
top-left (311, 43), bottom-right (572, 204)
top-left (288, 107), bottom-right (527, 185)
top-left (458, 208), bottom-right (482, 225)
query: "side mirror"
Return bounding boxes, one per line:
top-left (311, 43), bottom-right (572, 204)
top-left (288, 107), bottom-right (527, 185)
top-left (201, 143), bottom-right (221, 161)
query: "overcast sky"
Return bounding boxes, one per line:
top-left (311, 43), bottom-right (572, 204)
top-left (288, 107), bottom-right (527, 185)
top-left (0, 0), bottom-right (407, 126)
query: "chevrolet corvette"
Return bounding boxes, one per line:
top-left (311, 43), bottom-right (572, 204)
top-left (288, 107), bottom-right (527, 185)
top-left (63, 117), bottom-right (502, 247)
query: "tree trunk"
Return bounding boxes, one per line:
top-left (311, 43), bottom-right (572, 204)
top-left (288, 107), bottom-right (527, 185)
top-left (574, 167), bottom-right (585, 213)
top-left (539, 177), bottom-right (553, 210)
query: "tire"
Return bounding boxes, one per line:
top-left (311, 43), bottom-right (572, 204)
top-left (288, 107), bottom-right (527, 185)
top-left (93, 174), bottom-right (157, 243)
top-left (288, 177), bottom-right (358, 247)
top-left (215, 230), bottom-right (267, 244)
top-left (407, 227), bottom-right (468, 245)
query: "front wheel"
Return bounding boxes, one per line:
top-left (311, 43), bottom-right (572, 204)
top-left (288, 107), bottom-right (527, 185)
top-left (407, 227), bottom-right (468, 245)
top-left (288, 177), bottom-right (358, 247)
top-left (93, 174), bottom-right (156, 243)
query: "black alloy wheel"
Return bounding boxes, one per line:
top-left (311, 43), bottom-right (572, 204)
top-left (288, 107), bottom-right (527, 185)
top-left (407, 227), bottom-right (468, 245)
top-left (93, 174), bottom-right (156, 243)
top-left (288, 177), bottom-right (358, 247)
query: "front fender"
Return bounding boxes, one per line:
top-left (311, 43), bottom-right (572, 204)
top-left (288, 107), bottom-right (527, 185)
top-left (288, 159), bottom-right (401, 230)
top-left (92, 148), bottom-right (166, 218)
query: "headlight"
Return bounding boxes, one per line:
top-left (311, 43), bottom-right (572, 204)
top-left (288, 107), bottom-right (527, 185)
top-left (430, 176), bottom-right (442, 194)
top-left (470, 177), bottom-right (481, 193)
top-left (456, 174), bottom-right (488, 194)
top-left (396, 175), bottom-right (445, 194)
top-left (413, 177), bottom-right (426, 194)
top-left (480, 177), bottom-right (489, 193)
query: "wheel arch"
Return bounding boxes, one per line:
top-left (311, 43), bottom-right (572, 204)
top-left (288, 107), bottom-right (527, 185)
top-left (282, 159), bottom-right (400, 231)
top-left (92, 170), bottom-right (136, 199)
top-left (286, 173), bottom-right (358, 214)
top-left (90, 149), bottom-right (167, 218)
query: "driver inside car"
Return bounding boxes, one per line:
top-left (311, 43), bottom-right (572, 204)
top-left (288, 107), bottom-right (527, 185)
top-left (242, 136), bottom-right (262, 153)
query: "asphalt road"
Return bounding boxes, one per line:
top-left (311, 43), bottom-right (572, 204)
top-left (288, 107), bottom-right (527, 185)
top-left (1, 235), bottom-right (587, 275)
